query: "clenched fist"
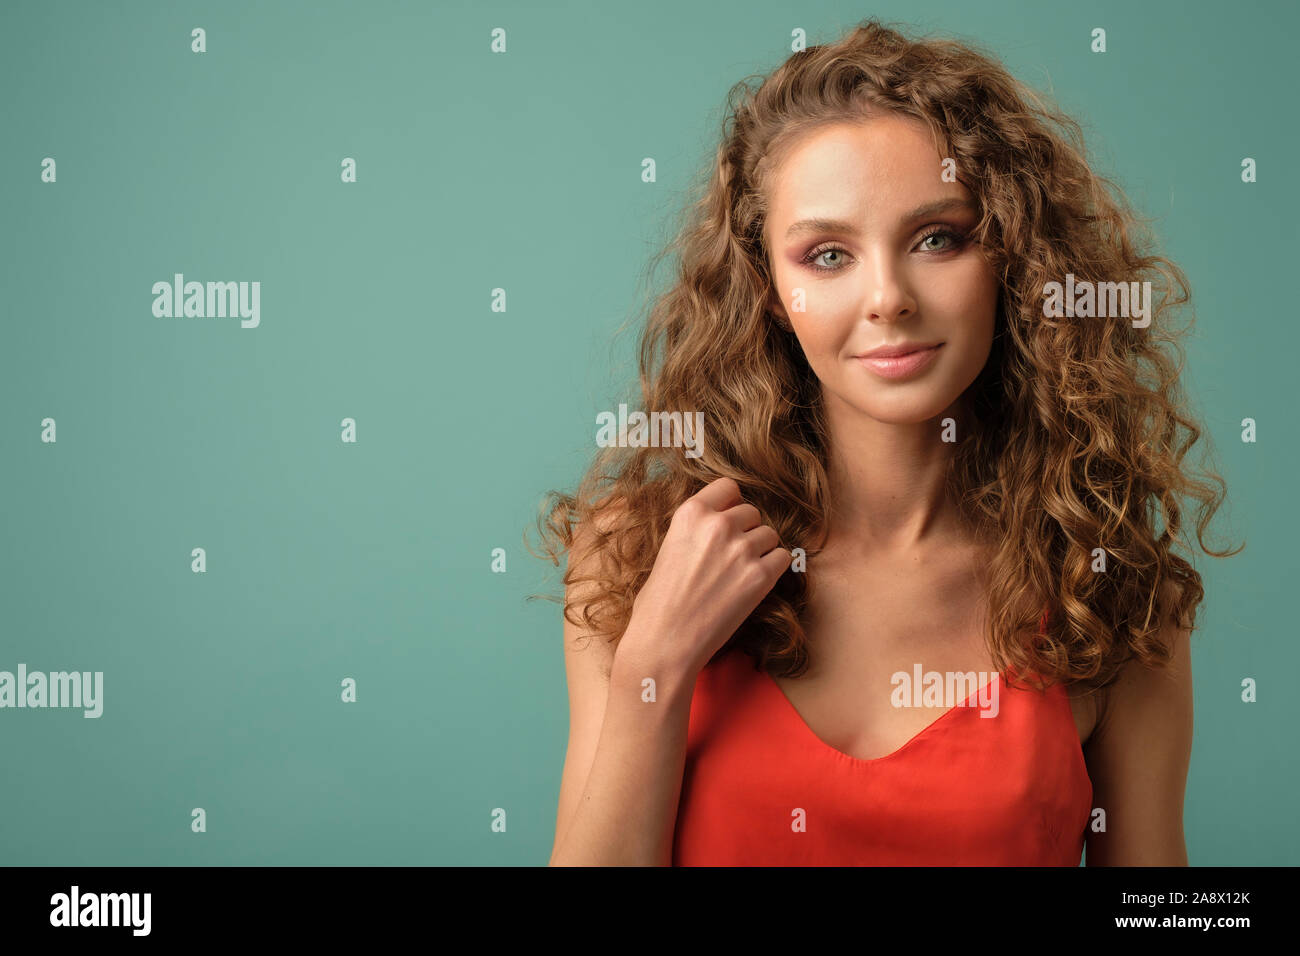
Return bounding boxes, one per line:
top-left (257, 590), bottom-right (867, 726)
top-left (620, 477), bottom-right (791, 677)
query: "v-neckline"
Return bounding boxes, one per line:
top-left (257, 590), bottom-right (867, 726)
top-left (760, 665), bottom-right (1001, 766)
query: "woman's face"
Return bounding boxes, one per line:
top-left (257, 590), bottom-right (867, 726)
top-left (763, 114), bottom-right (1001, 425)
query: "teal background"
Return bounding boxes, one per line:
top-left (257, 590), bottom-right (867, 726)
top-left (1, 0), bottom-right (1295, 866)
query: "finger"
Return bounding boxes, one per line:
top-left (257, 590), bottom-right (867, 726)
top-left (756, 547), bottom-right (793, 584)
top-left (693, 476), bottom-right (742, 512)
top-left (724, 503), bottom-right (762, 533)
top-left (743, 524), bottom-right (781, 555)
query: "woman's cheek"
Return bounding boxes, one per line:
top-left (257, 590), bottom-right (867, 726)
top-left (802, 325), bottom-right (843, 382)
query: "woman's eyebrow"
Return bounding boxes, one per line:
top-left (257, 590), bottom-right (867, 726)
top-left (783, 198), bottom-right (978, 239)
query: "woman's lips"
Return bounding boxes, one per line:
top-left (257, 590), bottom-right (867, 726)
top-left (854, 343), bottom-right (943, 379)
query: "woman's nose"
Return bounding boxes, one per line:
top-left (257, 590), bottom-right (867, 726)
top-left (862, 249), bottom-right (918, 322)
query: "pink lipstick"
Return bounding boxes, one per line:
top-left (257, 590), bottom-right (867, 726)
top-left (854, 342), bottom-right (944, 379)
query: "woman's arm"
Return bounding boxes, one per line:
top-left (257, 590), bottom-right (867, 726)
top-left (548, 478), bottom-right (790, 865)
top-left (549, 612), bottom-right (699, 866)
top-left (1083, 586), bottom-right (1195, 866)
top-left (548, 506), bottom-right (702, 867)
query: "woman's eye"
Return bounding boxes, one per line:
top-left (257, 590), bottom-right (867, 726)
top-left (803, 246), bottom-right (850, 272)
top-left (918, 228), bottom-right (966, 252)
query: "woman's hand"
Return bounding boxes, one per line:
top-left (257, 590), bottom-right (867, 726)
top-left (619, 476), bottom-right (791, 676)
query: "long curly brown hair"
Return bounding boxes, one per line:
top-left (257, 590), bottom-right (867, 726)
top-left (532, 18), bottom-right (1239, 694)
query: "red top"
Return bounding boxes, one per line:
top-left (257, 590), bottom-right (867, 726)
top-left (672, 646), bottom-right (1093, 865)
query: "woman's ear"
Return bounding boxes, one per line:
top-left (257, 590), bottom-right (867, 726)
top-left (768, 289), bottom-right (793, 332)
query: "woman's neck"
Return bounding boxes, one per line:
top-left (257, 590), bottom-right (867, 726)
top-left (820, 391), bottom-right (972, 555)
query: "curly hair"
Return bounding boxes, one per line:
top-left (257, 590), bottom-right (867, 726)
top-left (532, 17), bottom-right (1239, 694)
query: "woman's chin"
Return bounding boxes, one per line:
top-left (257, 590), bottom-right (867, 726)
top-left (845, 393), bottom-right (961, 427)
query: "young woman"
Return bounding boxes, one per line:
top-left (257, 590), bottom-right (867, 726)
top-left (539, 19), bottom-right (1235, 866)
